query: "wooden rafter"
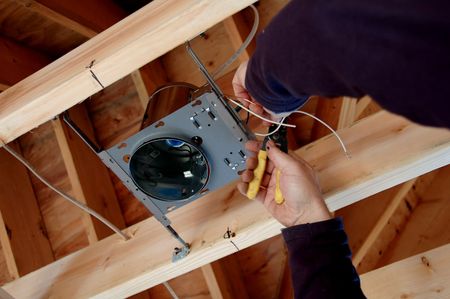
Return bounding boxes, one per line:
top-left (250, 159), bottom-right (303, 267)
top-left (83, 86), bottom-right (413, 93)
top-left (52, 105), bottom-right (126, 242)
top-left (353, 170), bottom-right (438, 273)
top-left (3, 111), bottom-right (449, 298)
top-left (0, 143), bottom-right (54, 276)
top-left (0, 211), bottom-right (18, 282)
top-left (15, 0), bottom-right (97, 38)
top-left (361, 243), bottom-right (450, 298)
top-left (0, 0), bottom-right (256, 144)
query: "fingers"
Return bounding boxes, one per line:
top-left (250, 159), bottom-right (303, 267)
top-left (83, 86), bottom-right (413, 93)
top-left (266, 140), bottom-right (299, 173)
top-left (232, 61), bottom-right (251, 107)
top-left (245, 140), bottom-right (262, 153)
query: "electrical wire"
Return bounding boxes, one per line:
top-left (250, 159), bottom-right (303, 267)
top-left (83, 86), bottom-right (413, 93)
top-left (163, 282), bottom-right (179, 299)
top-left (254, 117), bottom-right (286, 137)
top-left (225, 96), bottom-right (296, 128)
top-left (212, 5), bottom-right (259, 79)
top-left (223, 95), bottom-right (349, 157)
top-left (291, 110), bottom-right (351, 158)
top-left (0, 141), bottom-right (130, 241)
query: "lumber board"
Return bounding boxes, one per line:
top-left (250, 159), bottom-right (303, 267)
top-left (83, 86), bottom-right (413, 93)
top-left (337, 97), bottom-right (357, 129)
top-left (0, 84), bottom-right (9, 92)
top-left (376, 165), bottom-right (450, 267)
top-left (0, 0), bottom-right (88, 56)
top-left (52, 104), bottom-right (126, 242)
top-left (0, 36), bottom-right (51, 87)
top-left (3, 111), bottom-right (450, 298)
top-left (35, 0), bottom-right (126, 34)
top-left (18, 123), bottom-right (90, 259)
top-left (361, 243), bottom-right (450, 298)
top-left (0, 211), bottom-right (19, 284)
top-left (0, 143), bottom-right (54, 276)
top-left (0, 0), bottom-right (256, 144)
top-left (202, 255), bottom-right (249, 299)
top-left (353, 170), bottom-right (438, 273)
top-left (15, 0), bottom-right (97, 38)
top-left (236, 235), bottom-right (286, 299)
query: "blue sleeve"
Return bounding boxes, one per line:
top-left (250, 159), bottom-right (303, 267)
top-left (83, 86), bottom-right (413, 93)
top-left (245, 0), bottom-right (450, 128)
top-left (282, 218), bottom-right (366, 299)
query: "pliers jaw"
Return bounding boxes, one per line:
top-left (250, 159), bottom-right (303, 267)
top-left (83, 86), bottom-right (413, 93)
top-left (264, 123), bottom-right (288, 153)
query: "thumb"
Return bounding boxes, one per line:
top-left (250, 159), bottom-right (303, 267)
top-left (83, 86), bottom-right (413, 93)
top-left (266, 140), bottom-right (296, 172)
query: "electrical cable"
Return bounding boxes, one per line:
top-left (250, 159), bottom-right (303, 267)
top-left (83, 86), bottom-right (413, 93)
top-left (0, 141), bottom-right (130, 241)
top-left (223, 95), bottom-right (349, 157)
top-left (225, 96), bottom-right (296, 128)
top-left (163, 282), bottom-right (179, 299)
top-left (254, 117), bottom-right (286, 137)
top-left (212, 5), bottom-right (259, 79)
top-left (291, 110), bottom-right (351, 158)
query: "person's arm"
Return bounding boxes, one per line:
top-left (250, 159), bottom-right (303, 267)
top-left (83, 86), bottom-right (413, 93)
top-left (235, 0), bottom-right (450, 128)
top-left (283, 218), bottom-right (366, 299)
top-left (238, 141), bottom-right (366, 299)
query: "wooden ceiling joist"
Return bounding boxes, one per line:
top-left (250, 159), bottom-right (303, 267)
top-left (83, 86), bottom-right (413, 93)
top-left (15, 0), bottom-right (97, 38)
top-left (353, 170), bottom-right (438, 273)
top-left (0, 0), bottom-right (256, 144)
top-left (361, 243), bottom-right (450, 298)
top-left (0, 143), bottom-right (54, 277)
top-left (3, 111), bottom-right (450, 298)
top-left (52, 106), bottom-right (126, 243)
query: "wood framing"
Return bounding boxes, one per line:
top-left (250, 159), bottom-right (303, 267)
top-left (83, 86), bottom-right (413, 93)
top-left (4, 111), bottom-right (450, 298)
top-left (361, 243), bottom-right (450, 298)
top-left (0, 144), bottom-right (54, 276)
top-left (52, 105), bottom-right (126, 242)
top-left (353, 171), bottom-right (438, 273)
top-left (15, 0), bottom-right (97, 38)
top-left (0, 0), bottom-right (256, 144)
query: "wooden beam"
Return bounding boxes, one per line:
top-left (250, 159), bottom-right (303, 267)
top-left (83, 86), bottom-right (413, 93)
top-left (15, 0), bottom-right (97, 38)
top-left (223, 9), bottom-right (256, 62)
top-left (277, 257), bottom-right (294, 299)
top-left (202, 255), bottom-right (249, 299)
top-left (376, 165), bottom-right (450, 267)
top-left (0, 211), bottom-right (19, 282)
top-left (354, 96), bottom-right (372, 120)
top-left (0, 0), bottom-right (256, 144)
top-left (0, 84), bottom-right (9, 92)
top-left (0, 36), bottom-right (51, 87)
top-left (310, 97), bottom-right (343, 140)
top-left (353, 171), bottom-right (438, 273)
top-left (52, 104), bottom-right (125, 243)
top-left (354, 97), bottom-right (382, 122)
top-left (131, 71), bottom-right (150, 109)
top-left (36, 0), bottom-right (126, 33)
top-left (3, 111), bottom-right (450, 298)
top-left (361, 243), bottom-right (450, 298)
top-left (201, 264), bottom-right (224, 299)
top-left (337, 97), bottom-right (357, 129)
top-left (0, 143), bottom-right (54, 276)
top-left (0, 287), bottom-right (14, 299)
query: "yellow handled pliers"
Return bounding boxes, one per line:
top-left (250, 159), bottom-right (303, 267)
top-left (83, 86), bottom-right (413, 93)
top-left (247, 123), bottom-right (287, 204)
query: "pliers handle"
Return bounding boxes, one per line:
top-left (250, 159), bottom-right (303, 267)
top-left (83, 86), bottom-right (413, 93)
top-left (247, 123), bottom-right (288, 204)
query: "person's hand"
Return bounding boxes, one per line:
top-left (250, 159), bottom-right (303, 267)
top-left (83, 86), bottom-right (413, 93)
top-left (232, 61), bottom-right (266, 117)
top-left (237, 140), bottom-right (332, 227)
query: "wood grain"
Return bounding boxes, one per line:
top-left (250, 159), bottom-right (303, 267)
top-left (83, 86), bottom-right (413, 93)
top-left (0, 143), bottom-right (54, 275)
top-left (4, 111), bottom-right (450, 298)
top-left (0, 0), bottom-right (256, 144)
top-left (361, 243), bottom-right (450, 298)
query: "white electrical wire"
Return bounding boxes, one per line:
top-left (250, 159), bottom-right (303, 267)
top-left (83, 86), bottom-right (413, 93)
top-left (291, 110), bottom-right (351, 158)
top-left (225, 95), bottom-right (349, 157)
top-left (226, 96), bottom-right (296, 128)
top-left (163, 282), bottom-right (179, 299)
top-left (254, 117), bottom-right (286, 137)
top-left (0, 141), bottom-right (130, 241)
top-left (212, 4), bottom-right (259, 79)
